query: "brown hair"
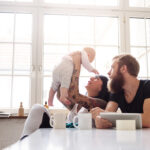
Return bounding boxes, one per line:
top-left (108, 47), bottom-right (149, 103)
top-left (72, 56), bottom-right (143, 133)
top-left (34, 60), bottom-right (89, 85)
top-left (113, 54), bottom-right (140, 77)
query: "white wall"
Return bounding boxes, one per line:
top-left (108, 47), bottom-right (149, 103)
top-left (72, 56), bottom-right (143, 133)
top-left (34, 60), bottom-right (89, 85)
top-left (0, 119), bottom-right (26, 150)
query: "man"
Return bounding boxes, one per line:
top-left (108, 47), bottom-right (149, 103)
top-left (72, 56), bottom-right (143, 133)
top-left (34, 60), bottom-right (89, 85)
top-left (91, 54), bottom-right (150, 128)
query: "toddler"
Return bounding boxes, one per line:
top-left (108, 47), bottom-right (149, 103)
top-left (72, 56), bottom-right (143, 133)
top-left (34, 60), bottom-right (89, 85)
top-left (48, 47), bottom-right (99, 106)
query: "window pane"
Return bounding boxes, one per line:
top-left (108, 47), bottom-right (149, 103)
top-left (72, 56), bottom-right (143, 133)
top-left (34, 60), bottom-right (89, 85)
top-left (12, 76), bottom-right (30, 108)
top-left (15, 14), bottom-right (32, 42)
top-left (96, 46), bottom-right (118, 76)
top-left (130, 18), bottom-right (146, 46)
top-left (95, 0), bottom-right (118, 6)
top-left (0, 77), bottom-right (11, 108)
top-left (0, 0), bottom-right (32, 1)
top-left (44, 0), bottom-right (68, 4)
top-left (43, 77), bottom-right (64, 107)
top-left (0, 0), bottom-right (33, 2)
top-left (130, 0), bottom-right (145, 7)
top-left (15, 0), bottom-right (32, 2)
top-left (43, 45), bottom-right (68, 75)
top-left (0, 13), bottom-right (14, 42)
top-left (0, 44), bottom-right (13, 75)
top-left (0, 0), bottom-right (13, 1)
top-left (70, 16), bottom-right (94, 44)
top-left (44, 15), bottom-right (68, 44)
top-left (14, 44), bottom-right (31, 75)
top-left (44, 0), bottom-right (118, 6)
top-left (70, 45), bottom-right (85, 52)
top-left (131, 48), bottom-right (147, 77)
top-left (145, 0), bottom-right (150, 7)
top-left (79, 77), bottom-right (90, 95)
top-left (70, 0), bottom-right (95, 5)
top-left (146, 19), bottom-right (150, 46)
top-left (130, 0), bottom-right (150, 7)
top-left (95, 17), bottom-right (119, 45)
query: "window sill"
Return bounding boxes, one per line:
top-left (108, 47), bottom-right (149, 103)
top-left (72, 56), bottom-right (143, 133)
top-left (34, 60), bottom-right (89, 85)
top-left (0, 114), bottom-right (28, 119)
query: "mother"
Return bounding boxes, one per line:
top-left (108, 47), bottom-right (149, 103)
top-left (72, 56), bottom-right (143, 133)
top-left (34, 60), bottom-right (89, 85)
top-left (21, 75), bottom-right (109, 139)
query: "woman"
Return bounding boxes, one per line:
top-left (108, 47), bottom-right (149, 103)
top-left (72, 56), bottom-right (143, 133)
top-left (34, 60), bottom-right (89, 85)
top-left (21, 75), bottom-right (109, 140)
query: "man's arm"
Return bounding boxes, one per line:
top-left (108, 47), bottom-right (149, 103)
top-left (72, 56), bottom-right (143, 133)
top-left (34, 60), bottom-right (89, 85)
top-left (90, 101), bottom-right (118, 129)
top-left (105, 101), bottom-right (118, 112)
top-left (142, 98), bottom-right (150, 128)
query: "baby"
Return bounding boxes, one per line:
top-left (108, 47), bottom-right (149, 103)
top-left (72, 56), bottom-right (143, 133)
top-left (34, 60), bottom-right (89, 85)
top-left (48, 47), bottom-right (99, 106)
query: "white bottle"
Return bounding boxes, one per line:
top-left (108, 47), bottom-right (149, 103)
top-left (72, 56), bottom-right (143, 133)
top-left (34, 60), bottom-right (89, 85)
top-left (18, 102), bottom-right (24, 116)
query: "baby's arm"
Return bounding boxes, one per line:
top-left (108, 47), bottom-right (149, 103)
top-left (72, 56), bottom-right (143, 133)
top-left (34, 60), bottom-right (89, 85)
top-left (81, 50), bottom-right (99, 74)
top-left (48, 88), bottom-right (56, 106)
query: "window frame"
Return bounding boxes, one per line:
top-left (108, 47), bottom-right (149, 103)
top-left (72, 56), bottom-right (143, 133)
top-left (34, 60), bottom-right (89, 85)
top-left (0, 0), bottom-right (150, 111)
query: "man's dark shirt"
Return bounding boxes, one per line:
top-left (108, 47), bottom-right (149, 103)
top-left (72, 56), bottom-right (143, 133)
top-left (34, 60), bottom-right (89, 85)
top-left (110, 80), bottom-right (150, 113)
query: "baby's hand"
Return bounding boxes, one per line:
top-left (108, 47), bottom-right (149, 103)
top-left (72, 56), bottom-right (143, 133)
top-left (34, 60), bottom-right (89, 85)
top-left (92, 69), bottom-right (99, 74)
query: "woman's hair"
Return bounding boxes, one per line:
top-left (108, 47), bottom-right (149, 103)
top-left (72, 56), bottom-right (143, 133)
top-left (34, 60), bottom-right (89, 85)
top-left (95, 75), bottom-right (109, 102)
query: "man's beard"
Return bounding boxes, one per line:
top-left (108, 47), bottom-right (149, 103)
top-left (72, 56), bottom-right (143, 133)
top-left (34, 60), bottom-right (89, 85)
top-left (108, 72), bottom-right (124, 93)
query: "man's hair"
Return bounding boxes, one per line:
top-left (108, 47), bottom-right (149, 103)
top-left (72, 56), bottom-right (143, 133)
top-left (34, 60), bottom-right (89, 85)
top-left (113, 54), bottom-right (140, 77)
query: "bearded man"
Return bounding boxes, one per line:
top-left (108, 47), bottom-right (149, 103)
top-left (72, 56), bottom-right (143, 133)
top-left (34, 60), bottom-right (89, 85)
top-left (91, 54), bottom-right (150, 128)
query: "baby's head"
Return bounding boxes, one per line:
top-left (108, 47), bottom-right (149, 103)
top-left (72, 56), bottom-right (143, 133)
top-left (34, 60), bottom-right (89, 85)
top-left (83, 47), bottom-right (95, 63)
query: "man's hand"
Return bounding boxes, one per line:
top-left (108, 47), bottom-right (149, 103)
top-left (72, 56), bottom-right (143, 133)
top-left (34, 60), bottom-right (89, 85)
top-left (90, 107), bottom-right (113, 129)
top-left (90, 107), bottom-right (104, 120)
top-left (95, 116), bottom-right (113, 129)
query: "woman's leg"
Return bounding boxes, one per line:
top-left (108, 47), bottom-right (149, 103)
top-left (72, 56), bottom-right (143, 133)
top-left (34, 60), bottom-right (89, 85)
top-left (21, 104), bottom-right (51, 140)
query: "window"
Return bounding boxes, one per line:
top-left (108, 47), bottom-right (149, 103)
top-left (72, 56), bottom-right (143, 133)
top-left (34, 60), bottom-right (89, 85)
top-left (0, 0), bottom-right (150, 110)
top-left (130, 18), bottom-right (150, 78)
top-left (43, 15), bottom-right (119, 106)
top-left (130, 0), bottom-right (150, 7)
top-left (0, 12), bottom-right (32, 109)
top-left (44, 0), bottom-right (119, 6)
